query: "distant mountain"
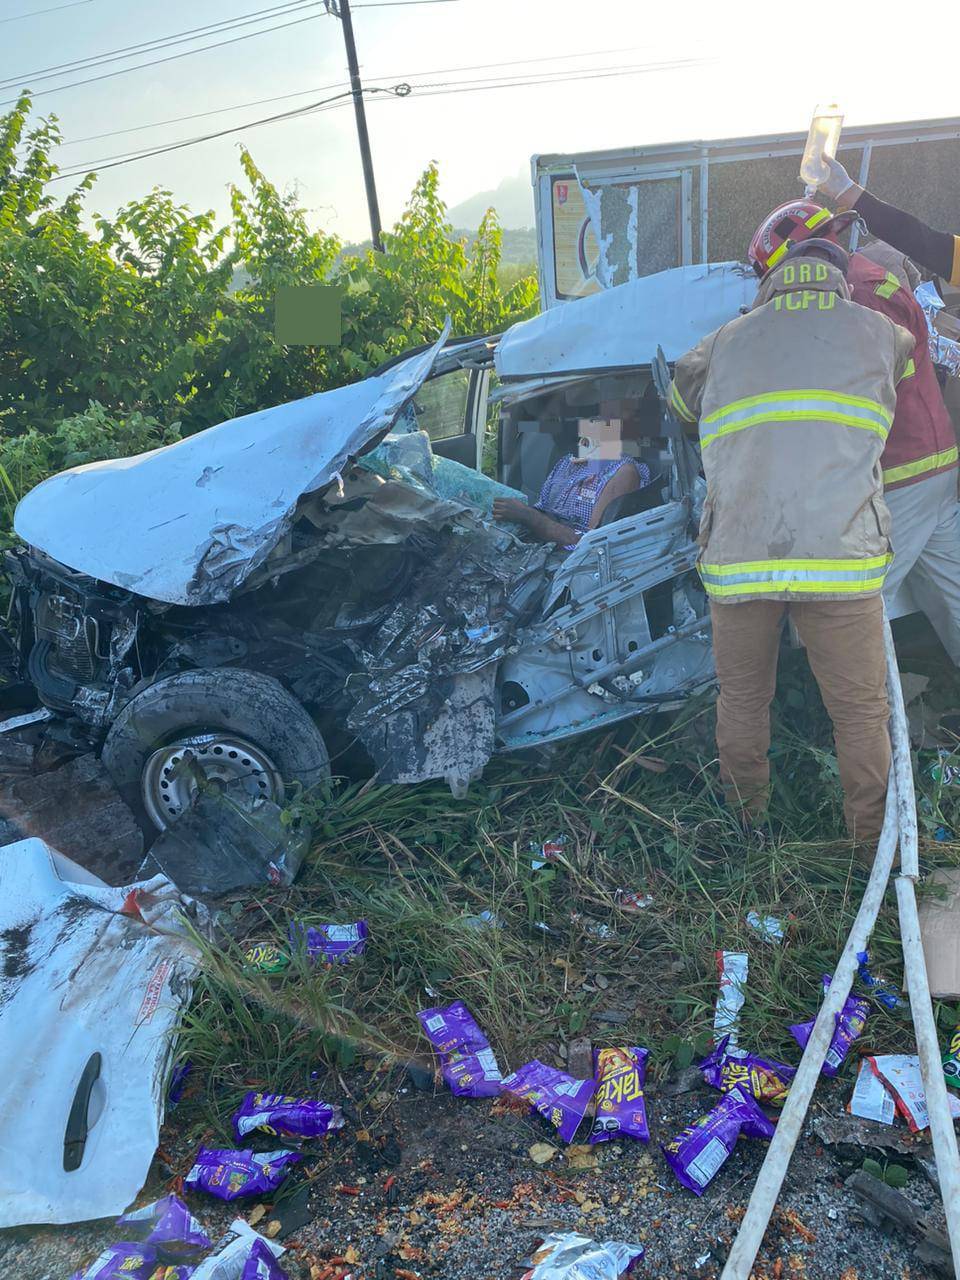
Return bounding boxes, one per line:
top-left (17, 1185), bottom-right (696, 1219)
top-left (446, 171), bottom-right (534, 231)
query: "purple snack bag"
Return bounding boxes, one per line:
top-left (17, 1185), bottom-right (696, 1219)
top-left (240, 1239), bottom-right (290, 1280)
top-left (700, 1035), bottom-right (796, 1106)
top-left (232, 1091), bottom-right (345, 1142)
top-left (662, 1086), bottom-right (775, 1195)
top-left (289, 920), bottom-right (368, 964)
top-left (417, 1001), bottom-right (503, 1098)
top-left (68, 1244), bottom-right (158, 1280)
top-left (589, 1047), bottom-right (650, 1144)
top-left (184, 1148), bottom-right (301, 1201)
top-left (168, 1061), bottom-right (193, 1107)
top-left (789, 975), bottom-right (870, 1077)
top-left (500, 1060), bottom-right (596, 1143)
top-left (117, 1195), bottom-right (211, 1259)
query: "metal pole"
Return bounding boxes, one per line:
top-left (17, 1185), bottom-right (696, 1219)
top-left (337, 0), bottom-right (383, 251)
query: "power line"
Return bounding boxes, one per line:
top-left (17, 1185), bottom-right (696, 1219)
top-left (0, 1), bottom-right (319, 92)
top-left (1, 0), bottom-right (92, 23)
top-left (47, 56), bottom-right (711, 182)
top-left (0, 9), bottom-right (329, 107)
top-left (54, 44), bottom-right (695, 148)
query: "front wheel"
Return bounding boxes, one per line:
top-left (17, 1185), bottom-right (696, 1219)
top-left (102, 668), bottom-right (331, 831)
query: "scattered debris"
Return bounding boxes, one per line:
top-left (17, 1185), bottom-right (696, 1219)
top-left (699, 1035), bottom-right (795, 1105)
top-left (529, 1142), bottom-right (559, 1166)
top-left (290, 920), bottom-right (369, 965)
top-left (68, 1243), bottom-right (159, 1280)
top-left (521, 1231), bottom-right (644, 1279)
top-left (713, 951), bottom-right (749, 1048)
top-left (116, 1194), bottom-right (211, 1258)
top-left (500, 1060), bottom-right (596, 1142)
top-left (566, 1036), bottom-right (594, 1081)
top-left (845, 1170), bottom-right (953, 1276)
top-left (531, 836), bottom-right (567, 871)
top-left (942, 1024), bottom-right (960, 1086)
top-left (789, 975), bottom-right (870, 1076)
top-left (855, 951), bottom-right (904, 1010)
top-left (813, 1113), bottom-right (922, 1156)
top-left (867, 1054), bottom-right (960, 1133)
top-left (615, 889), bottom-right (654, 913)
top-left (662, 1086), bottom-right (775, 1195)
top-left (417, 1000), bottom-right (504, 1097)
top-left (745, 912), bottom-right (786, 944)
top-left (463, 909), bottom-right (502, 929)
top-left (145, 774), bottom-right (311, 897)
top-left (243, 943), bottom-right (292, 974)
top-left (589, 1047), bottom-right (649, 1144)
top-left (190, 1220), bottom-right (286, 1280)
top-left (849, 1060), bottom-right (896, 1126)
top-left (0, 838), bottom-right (201, 1228)
top-left (232, 1091), bottom-right (345, 1142)
top-left (184, 1149), bottom-right (302, 1200)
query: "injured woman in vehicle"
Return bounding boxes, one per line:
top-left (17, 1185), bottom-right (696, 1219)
top-left (492, 418), bottom-right (653, 548)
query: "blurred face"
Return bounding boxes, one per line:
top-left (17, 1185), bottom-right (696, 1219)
top-left (576, 418), bottom-right (624, 461)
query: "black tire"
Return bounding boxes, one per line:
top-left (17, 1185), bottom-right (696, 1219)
top-left (102, 668), bottom-right (330, 824)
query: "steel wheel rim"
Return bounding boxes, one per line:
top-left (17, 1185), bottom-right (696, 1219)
top-left (141, 731), bottom-right (284, 829)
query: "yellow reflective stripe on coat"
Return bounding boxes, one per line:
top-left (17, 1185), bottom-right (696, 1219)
top-left (875, 272), bottom-right (900, 300)
top-left (883, 445), bottom-right (959, 486)
top-left (699, 554), bottom-right (892, 596)
top-left (668, 379), bottom-right (697, 423)
top-left (898, 358), bottom-right (916, 381)
top-left (700, 389), bottom-right (892, 448)
top-left (805, 208), bottom-right (832, 229)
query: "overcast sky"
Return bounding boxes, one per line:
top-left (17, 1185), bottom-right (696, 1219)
top-left (4, 0), bottom-right (960, 242)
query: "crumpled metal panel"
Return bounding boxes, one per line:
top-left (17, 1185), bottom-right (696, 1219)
top-left (14, 327), bottom-right (450, 606)
top-left (495, 263), bottom-right (757, 379)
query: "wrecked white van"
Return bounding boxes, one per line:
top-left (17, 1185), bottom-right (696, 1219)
top-left (6, 264), bottom-right (756, 828)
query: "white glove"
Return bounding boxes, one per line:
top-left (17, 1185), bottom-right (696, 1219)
top-left (816, 155), bottom-right (855, 201)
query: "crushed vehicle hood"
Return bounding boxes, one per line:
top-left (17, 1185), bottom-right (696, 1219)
top-left (495, 262), bottom-right (757, 379)
top-left (14, 328), bottom-right (449, 606)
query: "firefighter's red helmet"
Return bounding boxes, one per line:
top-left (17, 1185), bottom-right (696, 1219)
top-left (748, 200), bottom-right (858, 277)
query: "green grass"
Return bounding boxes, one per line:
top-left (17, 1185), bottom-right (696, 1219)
top-left (173, 647), bottom-right (960, 1139)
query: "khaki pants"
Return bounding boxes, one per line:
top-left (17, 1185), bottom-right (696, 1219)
top-left (710, 596), bottom-right (891, 842)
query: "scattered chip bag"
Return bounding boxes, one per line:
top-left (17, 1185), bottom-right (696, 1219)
top-left (232, 1091), bottom-right (345, 1142)
top-left (699, 1035), bottom-right (795, 1106)
top-left (868, 1053), bottom-right (960, 1133)
top-left (68, 1244), bottom-right (158, 1280)
top-left (745, 912), bottom-right (786, 944)
top-left (943, 1024), bottom-right (960, 1087)
top-left (240, 1239), bottom-right (290, 1280)
top-left (588, 1047), bottom-right (649, 1144)
top-left (856, 950), bottom-right (903, 1011)
top-left (184, 1148), bottom-right (301, 1201)
top-left (713, 950), bottom-right (749, 1049)
top-left (662, 1086), bottom-right (775, 1196)
top-left (242, 943), bottom-right (290, 975)
top-left (190, 1220), bottom-right (285, 1280)
top-left (788, 975), bottom-right (869, 1077)
top-left (289, 920), bottom-right (368, 964)
top-left (523, 1231), bottom-right (644, 1278)
top-left (417, 1000), bottom-right (504, 1098)
top-left (531, 836), bottom-right (567, 870)
top-left (117, 1194), bottom-right (211, 1258)
top-left (500, 1060), bottom-right (596, 1143)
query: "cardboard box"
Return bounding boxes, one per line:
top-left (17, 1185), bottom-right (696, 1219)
top-left (918, 867), bottom-right (960, 998)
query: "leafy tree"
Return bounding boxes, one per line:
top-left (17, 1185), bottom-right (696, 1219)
top-left (0, 97), bottom-right (539, 447)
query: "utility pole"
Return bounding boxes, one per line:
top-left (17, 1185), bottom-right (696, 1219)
top-left (327, 0), bottom-right (383, 252)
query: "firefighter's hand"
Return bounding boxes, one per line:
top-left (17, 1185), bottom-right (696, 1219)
top-left (815, 156), bottom-right (855, 203)
top-left (492, 497), bottom-right (531, 524)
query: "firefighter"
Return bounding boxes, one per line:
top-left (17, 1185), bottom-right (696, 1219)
top-left (747, 201), bottom-right (960, 665)
top-left (669, 238), bottom-right (913, 846)
top-left (814, 156), bottom-right (960, 287)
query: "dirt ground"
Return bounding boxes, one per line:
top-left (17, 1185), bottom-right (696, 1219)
top-left (0, 1066), bottom-right (945, 1280)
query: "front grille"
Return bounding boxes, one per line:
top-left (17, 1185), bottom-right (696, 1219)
top-left (35, 592), bottom-right (98, 681)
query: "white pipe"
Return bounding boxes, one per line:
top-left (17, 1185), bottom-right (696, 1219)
top-left (721, 610), bottom-right (933, 1280)
top-left (884, 620), bottom-right (960, 1273)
